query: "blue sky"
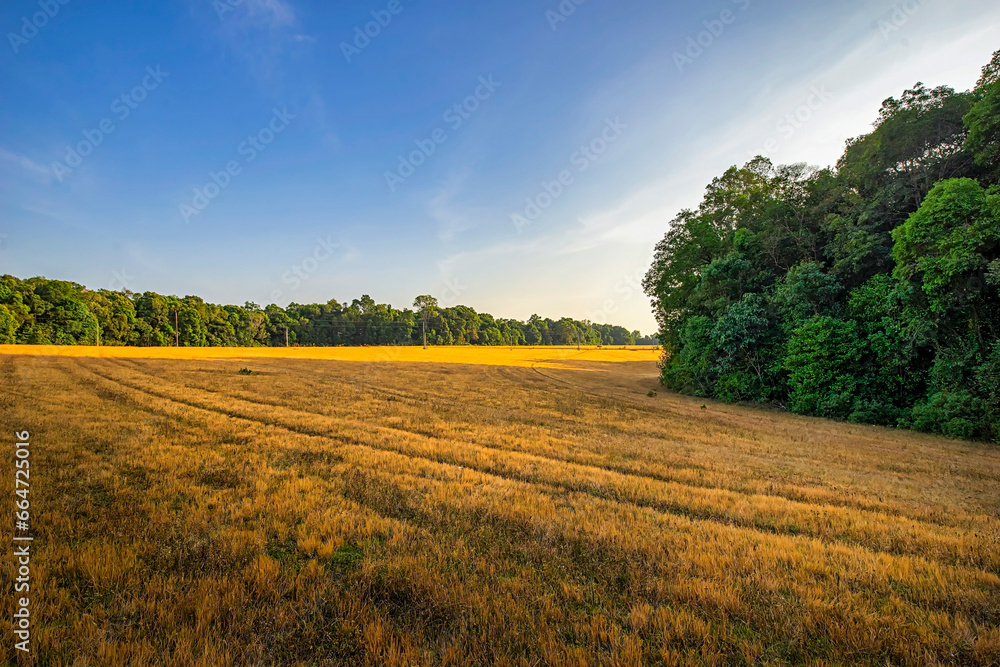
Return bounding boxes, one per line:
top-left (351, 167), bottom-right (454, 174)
top-left (1, 0), bottom-right (997, 332)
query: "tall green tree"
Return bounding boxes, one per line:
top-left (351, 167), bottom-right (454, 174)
top-left (892, 178), bottom-right (999, 342)
top-left (412, 295), bottom-right (439, 348)
top-left (643, 51), bottom-right (1000, 442)
top-left (0, 304), bottom-right (16, 344)
top-left (964, 49), bottom-right (1000, 184)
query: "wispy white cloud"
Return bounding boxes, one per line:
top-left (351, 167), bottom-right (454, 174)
top-left (12, 198), bottom-right (161, 281)
top-left (237, 0), bottom-right (296, 29)
top-left (420, 2), bottom-right (1000, 332)
top-left (425, 169), bottom-right (478, 243)
top-left (298, 94), bottom-right (340, 150)
top-left (551, 6), bottom-right (1000, 254)
top-left (208, 0), bottom-right (308, 80)
top-left (0, 147), bottom-right (52, 183)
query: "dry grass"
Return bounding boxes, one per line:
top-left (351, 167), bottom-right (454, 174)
top-left (1, 348), bottom-right (998, 666)
top-left (0, 345), bottom-right (662, 369)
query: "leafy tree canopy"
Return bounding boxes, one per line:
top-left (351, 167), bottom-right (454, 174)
top-left (644, 50), bottom-right (1000, 443)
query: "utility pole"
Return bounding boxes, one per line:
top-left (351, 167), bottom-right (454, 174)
top-left (285, 326), bottom-right (289, 347)
top-left (422, 319), bottom-right (427, 349)
top-left (174, 308), bottom-right (179, 347)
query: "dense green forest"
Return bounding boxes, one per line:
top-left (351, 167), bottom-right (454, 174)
top-left (0, 276), bottom-right (656, 349)
top-left (643, 50), bottom-right (1000, 442)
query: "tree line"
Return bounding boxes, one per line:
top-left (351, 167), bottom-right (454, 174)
top-left (0, 278), bottom-right (656, 349)
top-left (643, 50), bottom-right (1000, 442)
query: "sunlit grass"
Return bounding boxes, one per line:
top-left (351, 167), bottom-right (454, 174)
top-left (0, 344), bottom-right (661, 368)
top-left (1, 350), bottom-right (998, 666)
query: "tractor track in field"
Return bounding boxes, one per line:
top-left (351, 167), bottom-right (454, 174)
top-left (66, 358), bottom-right (1000, 574)
top-left (58, 361), bottom-right (1000, 637)
top-left (99, 357), bottom-right (983, 525)
top-left (56, 355), bottom-right (990, 530)
top-left (92, 358), bottom-right (890, 516)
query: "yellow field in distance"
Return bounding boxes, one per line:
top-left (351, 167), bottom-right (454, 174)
top-left (0, 344), bottom-right (661, 368)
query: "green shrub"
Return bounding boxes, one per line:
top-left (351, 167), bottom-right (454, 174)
top-left (0, 305), bottom-right (16, 344)
top-left (662, 316), bottom-right (716, 396)
top-left (910, 391), bottom-right (989, 440)
top-left (848, 399), bottom-right (907, 428)
top-left (974, 342), bottom-right (1000, 441)
top-left (711, 294), bottom-right (784, 401)
top-left (783, 316), bottom-right (864, 420)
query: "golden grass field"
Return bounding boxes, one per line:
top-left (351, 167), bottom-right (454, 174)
top-left (1, 346), bottom-right (999, 666)
top-left (0, 345), bottom-right (662, 368)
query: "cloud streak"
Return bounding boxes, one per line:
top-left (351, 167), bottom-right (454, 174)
top-left (0, 147), bottom-right (52, 183)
